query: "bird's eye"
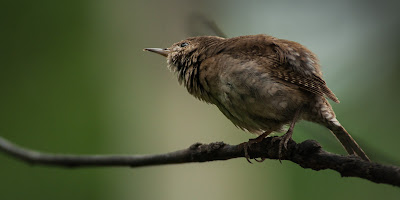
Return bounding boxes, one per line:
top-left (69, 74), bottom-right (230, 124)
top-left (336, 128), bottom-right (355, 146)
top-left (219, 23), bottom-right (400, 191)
top-left (180, 42), bottom-right (189, 47)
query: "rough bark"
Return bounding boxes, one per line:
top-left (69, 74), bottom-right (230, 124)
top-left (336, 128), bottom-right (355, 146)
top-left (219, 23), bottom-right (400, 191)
top-left (0, 136), bottom-right (399, 187)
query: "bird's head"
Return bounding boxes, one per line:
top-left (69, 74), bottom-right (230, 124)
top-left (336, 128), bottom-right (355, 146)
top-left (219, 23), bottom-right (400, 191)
top-left (144, 36), bottom-right (224, 99)
top-left (144, 36), bottom-right (224, 74)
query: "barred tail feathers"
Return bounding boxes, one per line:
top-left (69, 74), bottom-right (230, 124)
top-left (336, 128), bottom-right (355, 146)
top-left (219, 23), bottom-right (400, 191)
top-left (328, 122), bottom-right (370, 161)
top-left (309, 97), bottom-right (370, 161)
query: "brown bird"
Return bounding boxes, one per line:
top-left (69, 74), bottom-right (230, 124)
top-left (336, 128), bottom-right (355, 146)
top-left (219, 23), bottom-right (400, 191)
top-left (144, 34), bottom-right (370, 162)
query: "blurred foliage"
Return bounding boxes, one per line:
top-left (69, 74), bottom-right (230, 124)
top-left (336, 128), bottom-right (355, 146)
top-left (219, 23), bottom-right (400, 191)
top-left (1, 0), bottom-right (399, 200)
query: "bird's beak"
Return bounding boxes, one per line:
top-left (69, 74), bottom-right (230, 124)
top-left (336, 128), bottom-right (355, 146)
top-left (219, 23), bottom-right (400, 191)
top-left (143, 48), bottom-right (170, 57)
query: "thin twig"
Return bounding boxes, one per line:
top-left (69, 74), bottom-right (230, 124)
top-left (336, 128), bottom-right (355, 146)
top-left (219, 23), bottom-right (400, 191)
top-left (1, 136), bottom-right (399, 187)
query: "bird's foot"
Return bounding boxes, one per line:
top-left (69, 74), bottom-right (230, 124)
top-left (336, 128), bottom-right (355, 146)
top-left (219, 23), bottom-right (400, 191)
top-left (271, 130), bottom-right (294, 163)
top-left (271, 107), bottom-right (302, 163)
top-left (243, 131), bottom-right (271, 163)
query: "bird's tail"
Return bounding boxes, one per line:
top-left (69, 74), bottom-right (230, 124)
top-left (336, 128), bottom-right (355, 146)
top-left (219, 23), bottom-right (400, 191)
top-left (327, 122), bottom-right (370, 161)
top-left (307, 97), bottom-right (370, 161)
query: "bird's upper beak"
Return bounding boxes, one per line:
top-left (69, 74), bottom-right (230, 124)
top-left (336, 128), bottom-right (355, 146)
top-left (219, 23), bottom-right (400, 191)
top-left (144, 48), bottom-right (170, 57)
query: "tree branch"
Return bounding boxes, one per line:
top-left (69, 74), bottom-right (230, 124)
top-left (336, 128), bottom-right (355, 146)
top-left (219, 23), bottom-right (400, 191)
top-left (1, 136), bottom-right (399, 187)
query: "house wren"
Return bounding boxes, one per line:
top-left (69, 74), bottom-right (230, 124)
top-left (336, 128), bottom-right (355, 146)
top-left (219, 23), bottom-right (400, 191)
top-left (144, 34), bottom-right (370, 162)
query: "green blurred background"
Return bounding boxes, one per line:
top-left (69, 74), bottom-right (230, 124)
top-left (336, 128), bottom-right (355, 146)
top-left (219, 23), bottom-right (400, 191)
top-left (1, 0), bottom-right (399, 199)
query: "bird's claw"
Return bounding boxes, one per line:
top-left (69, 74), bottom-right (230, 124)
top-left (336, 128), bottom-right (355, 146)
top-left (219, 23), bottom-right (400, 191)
top-left (243, 131), bottom-right (271, 163)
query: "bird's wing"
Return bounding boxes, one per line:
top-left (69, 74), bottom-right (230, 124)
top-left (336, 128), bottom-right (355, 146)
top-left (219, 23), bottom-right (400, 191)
top-left (267, 38), bottom-right (340, 103)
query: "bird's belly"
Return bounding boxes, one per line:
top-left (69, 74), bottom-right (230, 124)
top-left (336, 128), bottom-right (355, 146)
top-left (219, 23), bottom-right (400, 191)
top-left (216, 77), bottom-right (306, 134)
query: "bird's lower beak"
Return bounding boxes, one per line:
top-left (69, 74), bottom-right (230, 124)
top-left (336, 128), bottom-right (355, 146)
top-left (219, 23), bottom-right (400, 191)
top-left (144, 48), bottom-right (170, 57)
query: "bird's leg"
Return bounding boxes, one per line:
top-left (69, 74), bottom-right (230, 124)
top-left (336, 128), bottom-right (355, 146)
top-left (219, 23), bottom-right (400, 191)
top-left (272, 107), bottom-right (302, 162)
top-left (243, 131), bottom-right (272, 163)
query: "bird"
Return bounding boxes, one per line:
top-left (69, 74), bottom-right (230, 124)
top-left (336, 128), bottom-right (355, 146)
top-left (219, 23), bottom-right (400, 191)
top-left (144, 34), bottom-right (370, 162)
